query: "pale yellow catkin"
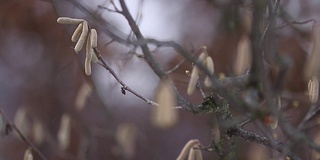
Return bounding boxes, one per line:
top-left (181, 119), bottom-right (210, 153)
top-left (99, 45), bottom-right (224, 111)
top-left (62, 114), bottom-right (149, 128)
top-left (116, 123), bottom-right (136, 159)
top-left (23, 148), bottom-right (33, 160)
top-left (74, 21), bottom-right (89, 52)
top-left (204, 56), bottom-right (214, 87)
top-left (71, 23), bottom-right (83, 42)
top-left (304, 21), bottom-right (320, 80)
top-left (75, 82), bottom-right (92, 111)
top-left (176, 139), bottom-right (199, 160)
top-left (90, 29), bottom-right (98, 48)
top-left (85, 56), bottom-right (92, 75)
top-left (270, 97), bottom-right (281, 129)
top-left (308, 76), bottom-right (319, 103)
top-left (188, 148), bottom-right (196, 160)
top-left (85, 35), bottom-right (93, 59)
top-left (152, 80), bottom-right (178, 129)
top-left (33, 120), bottom-right (45, 145)
top-left (195, 148), bottom-right (203, 160)
top-left (187, 66), bottom-right (199, 95)
top-left (57, 114), bottom-right (71, 150)
top-left (57, 17), bottom-right (84, 25)
top-left (234, 34), bottom-right (252, 75)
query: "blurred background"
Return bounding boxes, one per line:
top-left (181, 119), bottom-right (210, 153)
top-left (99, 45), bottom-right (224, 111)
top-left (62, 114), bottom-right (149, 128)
top-left (0, 0), bottom-right (320, 159)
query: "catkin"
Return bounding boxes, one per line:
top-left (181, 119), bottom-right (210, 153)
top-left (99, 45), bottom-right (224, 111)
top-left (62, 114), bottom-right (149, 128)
top-left (195, 148), bottom-right (203, 160)
top-left (204, 56), bottom-right (214, 87)
top-left (308, 76), bottom-right (319, 103)
top-left (23, 148), bottom-right (33, 160)
top-left (57, 17), bottom-right (84, 25)
top-left (152, 80), bottom-right (177, 129)
top-left (57, 114), bottom-right (71, 150)
top-left (188, 148), bottom-right (196, 160)
top-left (90, 29), bottom-right (98, 48)
top-left (304, 21), bottom-right (320, 80)
top-left (71, 23), bottom-right (83, 42)
top-left (84, 36), bottom-right (92, 76)
top-left (234, 34), bottom-right (252, 75)
top-left (176, 139), bottom-right (199, 160)
top-left (270, 97), bottom-right (281, 129)
top-left (85, 56), bottom-right (92, 75)
top-left (187, 66), bottom-right (199, 95)
top-left (74, 21), bottom-right (88, 52)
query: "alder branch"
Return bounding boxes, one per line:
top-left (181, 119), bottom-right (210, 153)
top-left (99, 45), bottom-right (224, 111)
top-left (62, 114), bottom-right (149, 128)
top-left (93, 48), bottom-right (159, 106)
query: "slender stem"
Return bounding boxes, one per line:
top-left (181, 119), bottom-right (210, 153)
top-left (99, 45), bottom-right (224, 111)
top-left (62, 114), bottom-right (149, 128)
top-left (0, 109), bottom-right (48, 160)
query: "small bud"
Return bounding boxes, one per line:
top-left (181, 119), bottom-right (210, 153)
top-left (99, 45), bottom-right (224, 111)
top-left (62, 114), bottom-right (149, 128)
top-left (71, 23), bottom-right (83, 42)
top-left (74, 21), bottom-right (88, 52)
top-left (90, 29), bottom-right (98, 48)
top-left (185, 70), bottom-right (190, 75)
top-left (308, 76), bottom-right (319, 103)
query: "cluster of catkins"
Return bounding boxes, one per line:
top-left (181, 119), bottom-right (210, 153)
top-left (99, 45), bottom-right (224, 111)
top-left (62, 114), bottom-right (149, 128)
top-left (57, 17), bottom-right (99, 75)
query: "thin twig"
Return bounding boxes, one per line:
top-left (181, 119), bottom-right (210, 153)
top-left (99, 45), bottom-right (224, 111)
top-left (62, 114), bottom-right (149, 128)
top-left (0, 109), bottom-right (48, 160)
top-left (93, 48), bottom-right (158, 106)
top-left (260, 0), bottom-right (281, 45)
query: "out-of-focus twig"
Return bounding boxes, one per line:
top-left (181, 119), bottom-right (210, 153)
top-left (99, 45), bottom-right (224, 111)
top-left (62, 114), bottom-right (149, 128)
top-left (0, 109), bottom-right (48, 160)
